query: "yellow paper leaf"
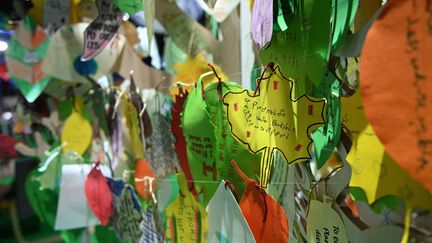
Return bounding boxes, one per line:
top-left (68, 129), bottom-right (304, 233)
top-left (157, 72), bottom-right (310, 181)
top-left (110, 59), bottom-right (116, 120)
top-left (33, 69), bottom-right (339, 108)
top-left (164, 173), bottom-right (208, 243)
top-left (61, 100), bottom-right (92, 155)
top-left (342, 91), bottom-right (432, 210)
top-left (223, 65), bottom-right (325, 187)
top-left (170, 54), bottom-right (227, 98)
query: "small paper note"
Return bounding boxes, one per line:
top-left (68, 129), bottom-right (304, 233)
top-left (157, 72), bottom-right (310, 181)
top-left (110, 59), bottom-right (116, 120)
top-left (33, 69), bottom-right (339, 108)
top-left (306, 199), bottom-right (348, 243)
top-left (81, 0), bottom-right (123, 61)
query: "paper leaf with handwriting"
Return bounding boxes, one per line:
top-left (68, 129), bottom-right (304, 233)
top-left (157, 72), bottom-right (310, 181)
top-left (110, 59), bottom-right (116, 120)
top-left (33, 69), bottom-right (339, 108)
top-left (112, 185), bottom-right (143, 243)
top-left (146, 113), bottom-right (179, 178)
top-left (223, 65), bottom-right (325, 187)
top-left (81, 0), bottom-right (123, 61)
top-left (5, 16), bottom-right (51, 102)
top-left (164, 173), bottom-right (208, 243)
top-left (306, 199), bottom-right (348, 243)
top-left (259, 0), bottom-right (331, 99)
top-left (360, 0), bottom-right (432, 193)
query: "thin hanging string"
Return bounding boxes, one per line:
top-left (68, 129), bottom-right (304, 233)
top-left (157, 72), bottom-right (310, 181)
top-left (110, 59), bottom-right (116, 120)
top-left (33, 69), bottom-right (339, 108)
top-left (254, 62), bottom-right (274, 97)
top-left (207, 63), bottom-right (223, 100)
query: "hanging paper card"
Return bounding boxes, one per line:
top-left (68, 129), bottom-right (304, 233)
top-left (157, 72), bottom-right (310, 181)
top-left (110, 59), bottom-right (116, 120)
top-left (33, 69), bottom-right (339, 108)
top-left (181, 74), bottom-right (219, 203)
top-left (196, 0), bottom-right (240, 22)
top-left (232, 161), bottom-right (289, 242)
top-left (82, 0), bottom-right (123, 61)
top-left (140, 208), bottom-right (164, 243)
top-left (124, 98), bottom-right (145, 160)
top-left (61, 99), bottom-right (93, 156)
top-left (342, 91), bottom-right (432, 210)
top-left (134, 159), bottom-right (156, 201)
top-left (360, 0), bottom-right (432, 193)
top-left (164, 173), bottom-right (208, 243)
top-left (156, 0), bottom-right (218, 56)
top-left (43, 0), bottom-right (71, 29)
top-left (42, 23), bottom-right (125, 83)
top-left (306, 198), bottom-right (348, 243)
top-left (171, 89), bottom-right (194, 188)
top-left (55, 164), bottom-right (110, 230)
top-left (112, 0), bottom-right (143, 14)
top-left (5, 16), bottom-right (51, 102)
top-left (251, 0), bottom-right (273, 49)
top-left (205, 80), bottom-right (261, 197)
top-left (223, 64), bottom-right (325, 187)
top-left (112, 185), bottom-right (143, 242)
top-left (312, 75), bottom-right (341, 169)
top-left (206, 181), bottom-right (255, 243)
top-left (146, 113), bottom-right (179, 178)
top-left (84, 162), bottom-right (113, 226)
top-left (259, 0), bottom-right (331, 99)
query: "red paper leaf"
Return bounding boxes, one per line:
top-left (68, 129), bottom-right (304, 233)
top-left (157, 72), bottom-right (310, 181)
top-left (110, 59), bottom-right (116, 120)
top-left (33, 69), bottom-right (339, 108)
top-left (171, 90), bottom-right (195, 189)
top-left (0, 134), bottom-right (19, 159)
top-left (84, 163), bottom-right (113, 226)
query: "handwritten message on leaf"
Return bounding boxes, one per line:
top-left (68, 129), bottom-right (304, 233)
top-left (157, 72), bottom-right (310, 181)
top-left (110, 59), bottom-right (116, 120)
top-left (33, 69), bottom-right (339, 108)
top-left (164, 173), bottom-right (208, 243)
top-left (360, 0), bottom-right (432, 193)
top-left (82, 0), bottom-right (123, 61)
top-left (223, 65), bottom-right (325, 187)
top-left (146, 113), bottom-right (179, 178)
top-left (307, 199), bottom-right (348, 243)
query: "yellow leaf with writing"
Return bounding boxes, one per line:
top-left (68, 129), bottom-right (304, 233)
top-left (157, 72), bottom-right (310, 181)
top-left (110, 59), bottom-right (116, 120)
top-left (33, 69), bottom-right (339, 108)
top-left (306, 199), bottom-right (348, 243)
top-left (61, 111), bottom-right (92, 156)
top-left (223, 65), bottom-right (325, 187)
top-left (342, 91), bottom-right (432, 210)
top-left (165, 173), bottom-right (208, 243)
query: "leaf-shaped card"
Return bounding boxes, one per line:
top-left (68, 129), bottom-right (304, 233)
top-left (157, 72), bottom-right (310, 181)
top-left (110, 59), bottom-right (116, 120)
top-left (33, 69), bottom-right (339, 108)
top-left (140, 208), bottom-right (164, 243)
top-left (81, 0), bottom-right (123, 61)
top-left (6, 16), bottom-right (51, 102)
top-left (206, 181), bottom-right (255, 243)
top-left (146, 113), bottom-right (179, 178)
top-left (171, 89), bottom-right (194, 188)
top-left (112, 185), bottom-right (143, 243)
top-left (84, 162), bottom-right (113, 226)
top-left (360, 0), bottom-right (432, 193)
top-left (232, 161), bottom-right (289, 243)
top-left (306, 198), bottom-right (348, 243)
top-left (251, 0), bottom-right (273, 49)
top-left (204, 80), bottom-right (261, 197)
top-left (61, 98), bottom-right (93, 156)
top-left (223, 64), bottom-right (325, 187)
top-left (164, 173), bottom-right (208, 243)
top-left (259, 0), bottom-right (332, 99)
